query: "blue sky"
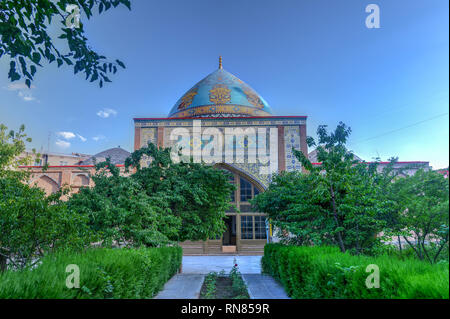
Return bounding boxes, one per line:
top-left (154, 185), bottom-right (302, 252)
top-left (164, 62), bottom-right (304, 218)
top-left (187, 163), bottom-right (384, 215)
top-left (1, 0), bottom-right (448, 168)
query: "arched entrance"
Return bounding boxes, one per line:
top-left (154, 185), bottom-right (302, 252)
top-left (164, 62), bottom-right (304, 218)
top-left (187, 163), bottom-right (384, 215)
top-left (180, 164), bottom-right (268, 255)
top-left (34, 175), bottom-right (60, 196)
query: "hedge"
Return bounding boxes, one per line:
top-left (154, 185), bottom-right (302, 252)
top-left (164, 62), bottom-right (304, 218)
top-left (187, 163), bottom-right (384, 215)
top-left (0, 246), bottom-right (182, 298)
top-left (262, 244), bottom-right (449, 299)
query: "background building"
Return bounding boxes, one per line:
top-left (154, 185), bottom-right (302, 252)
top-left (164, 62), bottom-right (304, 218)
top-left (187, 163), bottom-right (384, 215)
top-left (20, 148), bottom-right (129, 196)
top-left (19, 150), bottom-right (91, 166)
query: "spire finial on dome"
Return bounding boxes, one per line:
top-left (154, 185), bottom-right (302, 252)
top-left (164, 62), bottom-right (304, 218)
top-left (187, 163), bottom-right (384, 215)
top-left (219, 56), bottom-right (223, 69)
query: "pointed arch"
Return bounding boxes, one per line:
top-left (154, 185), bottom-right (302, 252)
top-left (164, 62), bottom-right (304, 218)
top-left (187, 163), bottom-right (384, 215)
top-left (34, 175), bottom-right (60, 195)
top-left (214, 163), bottom-right (265, 192)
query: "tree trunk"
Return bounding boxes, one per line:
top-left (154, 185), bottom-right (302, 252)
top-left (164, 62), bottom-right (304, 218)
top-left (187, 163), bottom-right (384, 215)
top-left (403, 236), bottom-right (423, 260)
top-left (330, 185), bottom-right (345, 253)
top-left (397, 235), bottom-right (402, 253)
top-left (433, 236), bottom-right (449, 263)
top-left (417, 235), bottom-right (424, 260)
top-left (0, 254), bottom-right (7, 272)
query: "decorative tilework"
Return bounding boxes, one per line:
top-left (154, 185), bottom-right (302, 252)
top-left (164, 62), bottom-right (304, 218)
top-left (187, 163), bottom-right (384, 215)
top-left (232, 163), bottom-right (271, 189)
top-left (209, 84), bottom-right (231, 104)
top-left (140, 128), bottom-right (157, 148)
top-left (170, 105), bottom-right (270, 119)
top-left (284, 126), bottom-right (302, 171)
top-left (135, 117), bottom-right (307, 187)
top-left (167, 68), bottom-right (273, 118)
top-left (177, 87), bottom-right (198, 111)
top-left (161, 125), bottom-right (278, 187)
top-left (135, 117), bottom-right (306, 128)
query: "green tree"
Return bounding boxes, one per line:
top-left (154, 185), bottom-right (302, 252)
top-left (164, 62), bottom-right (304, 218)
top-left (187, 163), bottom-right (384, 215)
top-left (373, 157), bottom-right (417, 253)
top-left (253, 122), bottom-right (386, 254)
top-left (0, 178), bottom-right (92, 271)
top-left (1, 0), bottom-right (130, 87)
top-left (0, 123), bottom-right (38, 180)
top-left (0, 123), bottom-right (90, 271)
top-left (126, 144), bottom-right (235, 242)
top-left (67, 158), bottom-right (181, 247)
top-left (393, 169), bottom-right (449, 263)
top-left (68, 143), bottom-right (234, 247)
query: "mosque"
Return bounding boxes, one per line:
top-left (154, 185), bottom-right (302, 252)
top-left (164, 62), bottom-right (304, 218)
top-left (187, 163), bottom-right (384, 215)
top-left (133, 57), bottom-right (308, 254)
top-left (20, 57), bottom-right (430, 255)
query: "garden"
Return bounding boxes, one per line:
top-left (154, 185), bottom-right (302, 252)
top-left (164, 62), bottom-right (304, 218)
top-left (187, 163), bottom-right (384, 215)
top-left (0, 122), bottom-right (448, 299)
top-left (199, 262), bottom-right (249, 299)
top-left (253, 122), bottom-right (449, 299)
top-left (0, 123), bottom-right (233, 298)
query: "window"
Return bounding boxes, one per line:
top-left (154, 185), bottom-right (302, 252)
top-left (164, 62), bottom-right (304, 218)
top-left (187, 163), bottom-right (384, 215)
top-left (229, 174), bottom-right (235, 202)
top-left (240, 177), bottom-right (252, 202)
top-left (73, 174), bottom-right (89, 186)
top-left (254, 187), bottom-right (260, 197)
top-left (241, 216), bottom-right (253, 239)
top-left (254, 216), bottom-right (267, 239)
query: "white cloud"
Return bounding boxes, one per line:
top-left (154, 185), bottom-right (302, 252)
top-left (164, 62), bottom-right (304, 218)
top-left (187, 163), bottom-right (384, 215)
top-left (92, 135), bottom-right (106, 142)
top-left (57, 131), bottom-right (87, 143)
top-left (55, 139), bottom-right (71, 149)
top-left (4, 83), bottom-right (38, 102)
top-left (77, 134), bottom-right (87, 142)
top-left (96, 108), bottom-right (118, 118)
top-left (19, 93), bottom-right (36, 102)
top-left (57, 131), bottom-right (76, 139)
top-left (5, 83), bottom-right (36, 90)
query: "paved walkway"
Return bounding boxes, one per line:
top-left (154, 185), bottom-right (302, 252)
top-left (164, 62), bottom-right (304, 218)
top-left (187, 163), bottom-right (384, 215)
top-left (154, 274), bottom-right (205, 299)
top-left (154, 256), bottom-right (290, 299)
top-left (182, 255), bottom-right (262, 274)
top-left (243, 274), bottom-right (290, 299)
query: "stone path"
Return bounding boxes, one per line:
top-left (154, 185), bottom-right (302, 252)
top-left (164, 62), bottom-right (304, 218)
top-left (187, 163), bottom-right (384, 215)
top-left (154, 274), bottom-right (205, 299)
top-left (182, 255), bottom-right (262, 274)
top-left (242, 274), bottom-right (290, 299)
top-left (154, 256), bottom-right (290, 299)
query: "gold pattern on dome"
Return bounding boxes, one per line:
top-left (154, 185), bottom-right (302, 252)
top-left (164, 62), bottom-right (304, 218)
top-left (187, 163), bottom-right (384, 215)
top-left (177, 88), bottom-right (198, 110)
top-left (244, 89), bottom-right (264, 109)
top-left (209, 84), bottom-right (231, 104)
top-left (170, 104), bottom-right (271, 118)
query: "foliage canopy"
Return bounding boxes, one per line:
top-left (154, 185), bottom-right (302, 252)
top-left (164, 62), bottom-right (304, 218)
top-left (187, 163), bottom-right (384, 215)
top-left (392, 169), bottom-right (449, 263)
top-left (68, 143), bottom-right (235, 247)
top-left (253, 122), bottom-right (389, 254)
top-left (0, 0), bottom-right (130, 87)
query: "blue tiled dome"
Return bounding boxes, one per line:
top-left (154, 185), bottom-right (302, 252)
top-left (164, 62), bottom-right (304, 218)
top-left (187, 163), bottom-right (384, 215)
top-left (168, 59), bottom-right (273, 118)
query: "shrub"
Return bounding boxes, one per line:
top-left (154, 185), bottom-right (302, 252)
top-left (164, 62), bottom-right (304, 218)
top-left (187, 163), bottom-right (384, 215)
top-left (230, 263), bottom-right (249, 299)
top-left (262, 244), bottom-right (449, 299)
top-left (0, 177), bottom-right (92, 271)
top-left (0, 246), bottom-right (182, 299)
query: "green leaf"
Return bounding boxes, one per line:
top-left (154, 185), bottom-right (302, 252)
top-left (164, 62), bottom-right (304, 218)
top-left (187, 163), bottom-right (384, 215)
top-left (90, 72), bottom-right (99, 82)
top-left (8, 61), bottom-right (21, 81)
top-left (32, 52), bottom-right (41, 65)
top-left (116, 59), bottom-right (126, 69)
top-left (30, 65), bottom-right (37, 76)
